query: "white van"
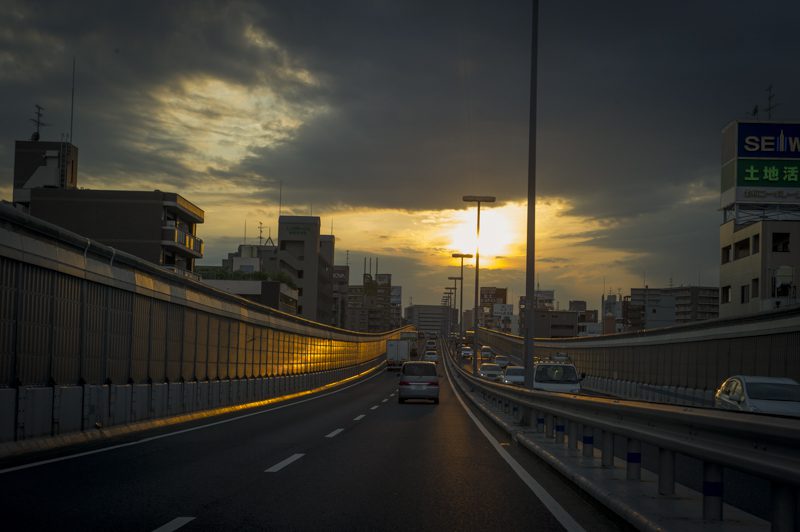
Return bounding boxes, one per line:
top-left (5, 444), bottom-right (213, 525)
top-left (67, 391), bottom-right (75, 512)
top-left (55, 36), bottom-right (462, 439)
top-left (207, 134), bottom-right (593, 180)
top-left (532, 358), bottom-right (583, 394)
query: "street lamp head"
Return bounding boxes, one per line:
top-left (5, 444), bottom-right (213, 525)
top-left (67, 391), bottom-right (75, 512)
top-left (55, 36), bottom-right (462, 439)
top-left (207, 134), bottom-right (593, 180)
top-left (452, 252), bottom-right (474, 259)
top-left (462, 195), bottom-right (496, 203)
top-left (448, 276), bottom-right (462, 281)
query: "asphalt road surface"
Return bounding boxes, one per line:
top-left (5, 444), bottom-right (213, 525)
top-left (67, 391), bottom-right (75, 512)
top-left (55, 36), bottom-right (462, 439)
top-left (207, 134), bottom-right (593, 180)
top-left (0, 365), bottom-right (628, 531)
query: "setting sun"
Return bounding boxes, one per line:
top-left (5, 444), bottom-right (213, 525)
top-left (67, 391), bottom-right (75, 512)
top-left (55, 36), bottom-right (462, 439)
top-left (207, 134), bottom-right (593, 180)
top-left (447, 206), bottom-right (523, 268)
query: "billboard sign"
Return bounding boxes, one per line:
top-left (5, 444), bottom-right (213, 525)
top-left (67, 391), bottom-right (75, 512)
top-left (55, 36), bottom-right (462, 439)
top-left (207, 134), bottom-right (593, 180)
top-left (721, 121), bottom-right (800, 207)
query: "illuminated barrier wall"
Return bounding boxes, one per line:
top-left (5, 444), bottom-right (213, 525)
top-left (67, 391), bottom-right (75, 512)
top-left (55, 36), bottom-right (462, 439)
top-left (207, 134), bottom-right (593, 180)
top-left (478, 311), bottom-right (800, 402)
top-left (0, 205), bottom-right (409, 443)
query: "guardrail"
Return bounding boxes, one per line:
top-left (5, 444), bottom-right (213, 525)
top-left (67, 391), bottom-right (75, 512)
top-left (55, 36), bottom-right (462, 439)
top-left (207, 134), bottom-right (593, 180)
top-left (443, 340), bottom-right (800, 530)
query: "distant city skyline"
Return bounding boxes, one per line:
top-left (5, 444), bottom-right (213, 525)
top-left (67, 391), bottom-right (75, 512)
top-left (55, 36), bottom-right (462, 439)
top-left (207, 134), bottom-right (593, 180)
top-left (2, 1), bottom-right (799, 308)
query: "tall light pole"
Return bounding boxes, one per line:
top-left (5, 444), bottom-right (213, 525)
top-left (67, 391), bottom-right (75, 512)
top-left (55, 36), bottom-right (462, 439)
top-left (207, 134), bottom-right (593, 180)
top-left (523, 1), bottom-right (539, 388)
top-left (463, 195), bottom-right (496, 375)
top-left (451, 253), bottom-right (472, 339)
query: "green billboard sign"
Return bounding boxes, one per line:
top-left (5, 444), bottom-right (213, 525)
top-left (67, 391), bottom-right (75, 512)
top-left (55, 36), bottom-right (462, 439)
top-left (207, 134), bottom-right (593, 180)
top-left (737, 159), bottom-right (800, 187)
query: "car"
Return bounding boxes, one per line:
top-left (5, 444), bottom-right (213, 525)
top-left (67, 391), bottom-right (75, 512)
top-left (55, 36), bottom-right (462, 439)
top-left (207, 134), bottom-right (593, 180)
top-left (398, 361), bottom-right (439, 404)
top-left (714, 375), bottom-right (800, 416)
top-left (480, 345), bottom-right (494, 360)
top-left (494, 355), bottom-right (510, 369)
top-left (422, 350), bottom-right (439, 363)
top-left (478, 363), bottom-right (503, 381)
top-left (460, 347), bottom-right (473, 359)
top-left (424, 339), bottom-right (437, 349)
top-left (502, 365), bottom-right (525, 385)
top-left (532, 360), bottom-right (582, 393)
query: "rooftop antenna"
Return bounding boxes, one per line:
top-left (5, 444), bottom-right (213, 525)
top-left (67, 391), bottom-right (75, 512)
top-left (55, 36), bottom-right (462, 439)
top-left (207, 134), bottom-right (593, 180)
top-left (243, 219), bottom-right (247, 245)
top-left (30, 104), bottom-right (49, 141)
top-left (69, 57), bottom-right (76, 143)
top-left (765, 84), bottom-right (778, 120)
top-left (750, 104), bottom-right (759, 120)
top-left (265, 226), bottom-right (275, 247)
top-left (278, 180), bottom-right (283, 217)
top-left (346, 250), bottom-right (350, 267)
top-left (258, 221), bottom-right (264, 246)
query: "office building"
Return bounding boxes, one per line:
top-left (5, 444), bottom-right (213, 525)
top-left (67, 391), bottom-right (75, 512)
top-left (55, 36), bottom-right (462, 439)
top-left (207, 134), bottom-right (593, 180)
top-left (27, 188), bottom-right (204, 273)
top-left (718, 120), bottom-right (800, 317)
top-left (405, 304), bottom-right (456, 338)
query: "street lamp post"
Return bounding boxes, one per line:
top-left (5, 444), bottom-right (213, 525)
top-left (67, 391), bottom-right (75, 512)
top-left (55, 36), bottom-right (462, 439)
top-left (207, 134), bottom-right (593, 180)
top-left (451, 253), bottom-right (472, 339)
top-left (463, 195), bottom-right (496, 375)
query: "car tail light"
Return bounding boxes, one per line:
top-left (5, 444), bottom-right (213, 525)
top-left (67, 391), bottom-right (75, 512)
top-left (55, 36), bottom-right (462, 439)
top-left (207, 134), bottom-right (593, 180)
top-left (399, 381), bottom-right (411, 386)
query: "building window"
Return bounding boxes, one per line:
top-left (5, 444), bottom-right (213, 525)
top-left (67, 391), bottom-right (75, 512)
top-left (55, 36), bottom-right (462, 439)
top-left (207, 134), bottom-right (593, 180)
top-left (740, 285), bottom-right (749, 303)
top-left (721, 245), bottom-right (731, 264)
top-left (734, 238), bottom-right (750, 260)
top-left (751, 278), bottom-right (759, 298)
top-left (772, 233), bottom-right (790, 252)
top-left (298, 270), bottom-right (304, 279)
top-left (721, 286), bottom-right (731, 304)
top-left (752, 234), bottom-right (760, 254)
top-left (298, 288), bottom-right (303, 297)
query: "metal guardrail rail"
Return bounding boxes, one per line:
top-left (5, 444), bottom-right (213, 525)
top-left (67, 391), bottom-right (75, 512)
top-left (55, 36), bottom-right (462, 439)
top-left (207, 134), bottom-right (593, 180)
top-left (442, 340), bottom-right (800, 530)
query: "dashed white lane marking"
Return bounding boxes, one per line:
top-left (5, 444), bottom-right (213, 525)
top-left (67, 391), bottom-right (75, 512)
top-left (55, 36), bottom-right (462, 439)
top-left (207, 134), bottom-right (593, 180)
top-left (152, 516), bottom-right (196, 532)
top-left (325, 428), bottom-right (344, 438)
top-left (381, 398), bottom-right (388, 403)
top-left (354, 415), bottom-right (366, 421)
top-left (443, 355), bottom-right (586, 532)
top-left (389, 393), bottom-right (395, 397)
top-left (265, 453), bottom-right (305, 473)
top-left (0, 369), bottom-right (387, 476)
top-left (370, 405), bottom-right (379, 410)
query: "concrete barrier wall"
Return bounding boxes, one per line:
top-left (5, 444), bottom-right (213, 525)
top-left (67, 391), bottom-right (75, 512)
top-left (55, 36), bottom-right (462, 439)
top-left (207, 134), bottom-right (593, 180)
top-left (0, 355), bottom-right (385, 444)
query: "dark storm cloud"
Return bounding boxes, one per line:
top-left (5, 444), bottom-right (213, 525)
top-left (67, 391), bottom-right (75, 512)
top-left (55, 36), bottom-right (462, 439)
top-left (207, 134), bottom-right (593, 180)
top-left (2, 1), bottom-right (799, 306)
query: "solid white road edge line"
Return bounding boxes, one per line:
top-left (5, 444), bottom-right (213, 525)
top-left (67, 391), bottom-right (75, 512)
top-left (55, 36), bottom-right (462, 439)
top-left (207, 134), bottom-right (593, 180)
top-left (0, 369), bottom-right (386, 475)
top-left (353, 415), bottom-right (366, 421)
top-left (151, 516), bottom-right (196, 532)
top-left (265, 453), bottom-right (305, 473)
top-left (443, 353), bottom-right (586, 532)
top-left (325, 428), bottom-right (344, 438)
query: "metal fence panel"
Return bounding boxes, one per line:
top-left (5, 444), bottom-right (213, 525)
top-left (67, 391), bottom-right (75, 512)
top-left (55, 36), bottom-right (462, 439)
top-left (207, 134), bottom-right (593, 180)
top-left (207, 315), bottom-right (219, 380)
top-left (0, 258), bottom-right (15, 387)
top-left (149, 299), bottom-right (167, 383)
top-left (83, 282), bottom-right (106, 385)
top-left (51, 274), bottom-right (81, 385)
top-left (182, 309), bottom-right (197, 382)
top-left (106, 288), bottom-right (132, 384)
top-left (165, 303), bottom-right (183, 382)
top-left (195, 312), bottom-right (209, 381)
top-left (17, 264), bottom-right (52, 386)
top-left (130, 295), bottom-right (150, 384)
top-left (218, 319), bottom-right (230, 379)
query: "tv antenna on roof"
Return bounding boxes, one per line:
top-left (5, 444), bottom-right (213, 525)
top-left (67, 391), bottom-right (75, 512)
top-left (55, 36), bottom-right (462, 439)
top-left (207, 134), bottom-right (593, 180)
top-left (258, 221), bottom-right (264, 245)
top-left (765, 84), bottom-right (778, 120)
top-left (30, 104), bottom-right (49, 141)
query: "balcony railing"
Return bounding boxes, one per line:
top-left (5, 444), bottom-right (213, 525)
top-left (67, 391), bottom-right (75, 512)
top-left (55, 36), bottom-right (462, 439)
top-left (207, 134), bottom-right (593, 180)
top-left (161, 226), bottom-right (204, 256)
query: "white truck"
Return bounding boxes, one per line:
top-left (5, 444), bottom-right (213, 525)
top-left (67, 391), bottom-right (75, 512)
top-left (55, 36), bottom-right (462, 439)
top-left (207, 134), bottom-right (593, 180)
top-left (386, 339), bottom-right (411, 370)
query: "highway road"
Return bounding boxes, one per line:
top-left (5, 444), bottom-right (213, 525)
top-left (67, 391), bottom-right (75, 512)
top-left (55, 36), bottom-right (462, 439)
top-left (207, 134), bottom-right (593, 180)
top-left (0, 363), bottom-right (628, 531)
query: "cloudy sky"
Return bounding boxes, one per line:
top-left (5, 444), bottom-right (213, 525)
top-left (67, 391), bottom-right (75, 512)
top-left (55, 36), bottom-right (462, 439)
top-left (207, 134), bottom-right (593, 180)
top-left (2, 1), bottom-right (799, 310)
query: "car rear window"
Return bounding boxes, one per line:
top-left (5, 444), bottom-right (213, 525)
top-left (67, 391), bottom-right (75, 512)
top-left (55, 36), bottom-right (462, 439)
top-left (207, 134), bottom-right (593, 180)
top-left (534, 364), bottom-right (579, 383)
top-left (505, 367), bottom-right (524, 376)
top-left (747, 383), bottom-right (800, 401)
top-left (403, 363), bottom-right (437, 376)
